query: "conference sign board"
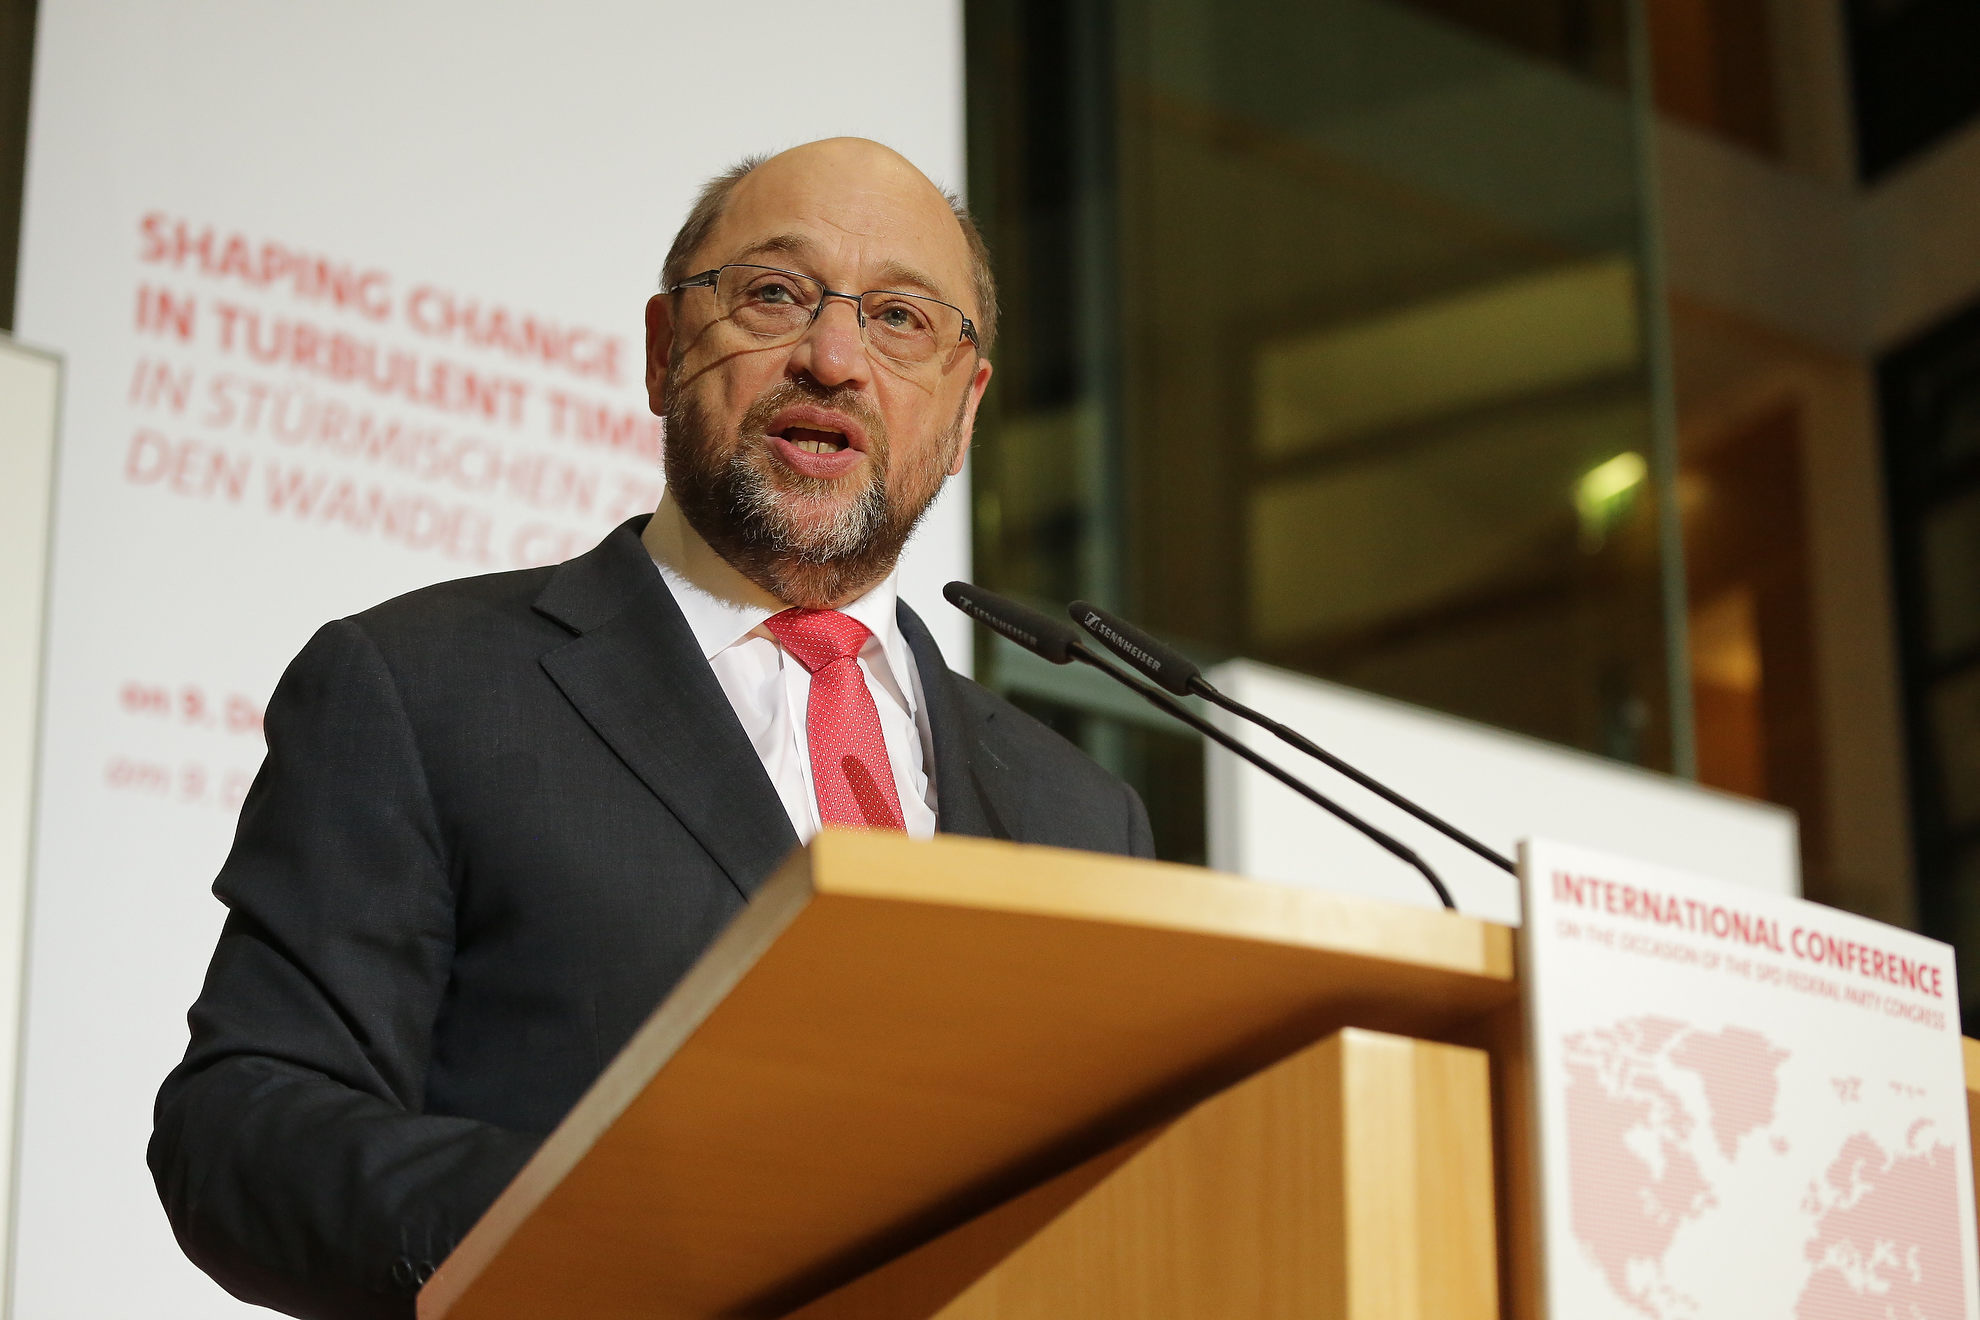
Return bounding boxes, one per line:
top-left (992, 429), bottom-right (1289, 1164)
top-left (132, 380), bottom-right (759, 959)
top-left (1521, 837), bottom-right (1978, 1318)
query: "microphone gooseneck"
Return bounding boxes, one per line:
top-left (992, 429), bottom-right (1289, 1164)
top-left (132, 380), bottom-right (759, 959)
top-left (951, 584), bottom-right (1457, 911)
top-left (1069, 600), bottom-right (1516, 877)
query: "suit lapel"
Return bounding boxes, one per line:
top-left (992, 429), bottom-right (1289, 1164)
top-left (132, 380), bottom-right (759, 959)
top-left (535, 519), bottom-right (797, 900)
top-left (898, 601), bottom-right (1020, 842)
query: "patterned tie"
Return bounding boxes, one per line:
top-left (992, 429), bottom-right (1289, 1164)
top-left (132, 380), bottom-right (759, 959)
top-left (760, 608), bottom-right (907, 832)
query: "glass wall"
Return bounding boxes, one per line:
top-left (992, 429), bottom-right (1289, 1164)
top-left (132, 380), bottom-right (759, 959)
top-left (965, 0), bottom-right (1684, 862)
top-left (0, 0), bottom-right (37, 332)
top-left (1881, 299), bottom-right (1980, 1019)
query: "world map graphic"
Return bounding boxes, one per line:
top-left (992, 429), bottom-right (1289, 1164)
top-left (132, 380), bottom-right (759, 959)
top-left (1562, 1015), bottom-right (1967, 1318)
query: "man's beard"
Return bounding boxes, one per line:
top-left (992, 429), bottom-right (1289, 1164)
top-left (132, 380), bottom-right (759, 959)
top-left (663, 377), bottom-right (964, 609)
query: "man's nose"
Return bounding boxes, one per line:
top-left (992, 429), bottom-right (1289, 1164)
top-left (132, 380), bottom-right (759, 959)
top-left (786, 297), bottom-right (871, 389)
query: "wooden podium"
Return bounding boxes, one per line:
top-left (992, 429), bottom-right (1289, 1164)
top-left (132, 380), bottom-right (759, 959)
top-left (409, 831), bottom-right (1542, 1318)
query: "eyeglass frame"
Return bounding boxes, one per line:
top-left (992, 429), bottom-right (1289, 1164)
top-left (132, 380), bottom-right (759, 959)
top-left (667, 263), bottom-right (981, 359)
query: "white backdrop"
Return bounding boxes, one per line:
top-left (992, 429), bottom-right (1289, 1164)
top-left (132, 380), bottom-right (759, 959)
top-left (1206, 659), bottom-right (1802, 925)
top-left (0, 339), bottom-right (59, 1302)
top-left (10, 4), bottom-right (966, 1314)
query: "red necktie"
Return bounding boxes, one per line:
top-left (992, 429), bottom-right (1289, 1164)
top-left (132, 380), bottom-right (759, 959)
top-left (760, 608), bottom-right (907, 832)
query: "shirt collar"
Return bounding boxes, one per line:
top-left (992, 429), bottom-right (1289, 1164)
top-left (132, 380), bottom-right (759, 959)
top-left (642, 490), bottom-right (916, 702)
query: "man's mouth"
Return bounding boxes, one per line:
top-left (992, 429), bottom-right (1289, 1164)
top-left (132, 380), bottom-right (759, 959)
top-left (758, 404), bottom-right (874, 479)
top-left (779, 426), bottom-right (851, 455)
top-left (763, 405), bottom-right (871, 455)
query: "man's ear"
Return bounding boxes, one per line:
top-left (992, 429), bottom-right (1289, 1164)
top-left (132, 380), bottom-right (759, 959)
top-left (644, 293), bottom-right (676, 417)
top-left (948, 357), bottom-right (994, 476)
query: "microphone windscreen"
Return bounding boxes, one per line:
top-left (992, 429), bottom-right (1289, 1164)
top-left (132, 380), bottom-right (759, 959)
top-left (1069, 601), bottom-right (1200, 695)
top-left (944, 582), bottom-right (1080, 665)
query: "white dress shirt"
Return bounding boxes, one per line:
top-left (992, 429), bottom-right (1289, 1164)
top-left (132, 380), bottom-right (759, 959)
top-left (640, 492), bottom-right (939, 841)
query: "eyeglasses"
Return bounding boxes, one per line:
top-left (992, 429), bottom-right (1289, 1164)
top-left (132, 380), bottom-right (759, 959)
top-left (669, 264), bottom-right (979, 366)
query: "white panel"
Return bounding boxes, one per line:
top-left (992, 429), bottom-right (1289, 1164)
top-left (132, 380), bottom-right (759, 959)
top-left (12, 3), bottom-right (967, 1314)
top-left (1520, 839), bottom-right (1973, 1316)
top-left (1205, 658), bottom-right (1800, 925)
top-left (0, 339), bottom-right (58, 1303)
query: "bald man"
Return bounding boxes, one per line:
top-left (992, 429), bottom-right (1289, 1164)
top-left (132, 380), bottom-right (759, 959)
top-left (149, 140), bottom-right (1153, 1320)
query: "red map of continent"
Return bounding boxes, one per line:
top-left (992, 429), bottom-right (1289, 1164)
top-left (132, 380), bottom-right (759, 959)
top-left (1795, 1131), bottom-right (1964, 1319)
top-left (1561, 1015), bottom-right (1967, 1318)
top-left (1564, 1017), bottom-right (1787, 1316)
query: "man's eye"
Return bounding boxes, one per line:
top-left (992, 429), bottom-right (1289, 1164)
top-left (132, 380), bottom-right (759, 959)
top-left (875, 303), bottom-right (927, 331)
top-left (751, 282), bottom-right (798, 304)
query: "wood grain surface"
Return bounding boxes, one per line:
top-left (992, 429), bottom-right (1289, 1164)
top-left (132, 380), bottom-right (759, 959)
top-left (1966, 1036), bottom-right (1980, 1228)
top-left (789, 1028), bottom-right (1497, 1320)
top-left (419, 831), bottom-right (1516, 1320)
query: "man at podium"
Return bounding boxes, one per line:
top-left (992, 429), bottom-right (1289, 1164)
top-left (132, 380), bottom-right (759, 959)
top-left (150, 138), bottom-right (1154, 1320)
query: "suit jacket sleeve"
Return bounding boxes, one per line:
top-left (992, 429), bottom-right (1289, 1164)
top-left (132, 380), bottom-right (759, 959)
top-left (150, 619), bottom-right (539, 1320)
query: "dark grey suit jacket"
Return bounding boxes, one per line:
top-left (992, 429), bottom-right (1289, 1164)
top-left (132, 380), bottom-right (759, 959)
top-left (149, 517), bottom-right (1153, 1320)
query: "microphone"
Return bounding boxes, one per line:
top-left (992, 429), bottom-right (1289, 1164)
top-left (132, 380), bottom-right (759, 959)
top-left (1069, 600), bottom-right (1516, 877)
top-left (944, 582), bottom-right (1456, 910)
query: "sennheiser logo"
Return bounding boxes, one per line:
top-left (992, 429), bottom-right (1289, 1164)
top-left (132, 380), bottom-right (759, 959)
top-left (1083, 612), bottom-right (1160, 672)
top-left (972, 604), bottom-right (1038, 650)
